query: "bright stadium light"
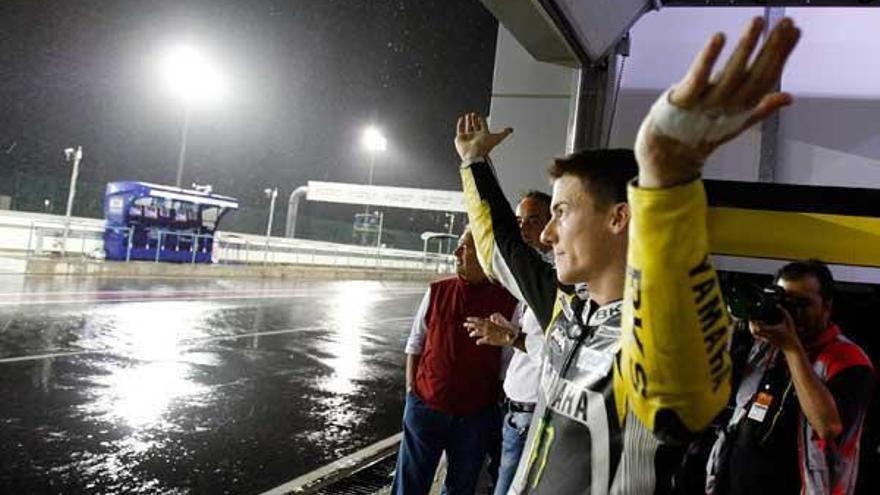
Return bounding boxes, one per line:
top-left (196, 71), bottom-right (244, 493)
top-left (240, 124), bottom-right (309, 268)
top-left (361, 126), bottom-right (387, 154)
top-left (359, 126), bottom-right (387, 216)
top-left (160, 45), bottom-right (226, 105)
top-left (159, 44), bottom-right (228, 187)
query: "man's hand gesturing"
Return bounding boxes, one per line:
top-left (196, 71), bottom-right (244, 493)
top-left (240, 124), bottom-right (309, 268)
top-left (455, 112), bottom-right (513, 162)
top-left (464, 313), bottom-right (519, 347)
top-left (635, 17), bottom-right (801, 188)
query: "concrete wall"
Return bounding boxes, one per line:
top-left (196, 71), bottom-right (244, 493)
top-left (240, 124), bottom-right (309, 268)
top-left (487, 26), bottom-right (574, 202)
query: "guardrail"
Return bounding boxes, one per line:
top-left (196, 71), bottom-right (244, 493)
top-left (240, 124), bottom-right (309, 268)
top-left (1, 211), bottom-right (454, 273)
top-left (260, 433), bottom-right (402, 495)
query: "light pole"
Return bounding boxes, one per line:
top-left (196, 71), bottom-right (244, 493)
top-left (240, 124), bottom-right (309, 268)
top-left (263, 187), bottom-right (278, 264)
top-left (444, 212), bottom-right (456, 254)
top-left (174, 106), bottom-right (192, 188)
top-left (160, 45), bottom-right (226, 188)
top-left (60, 146), bottom-right (83, 255)
top-left (360, 126), bottom-right (387, 214)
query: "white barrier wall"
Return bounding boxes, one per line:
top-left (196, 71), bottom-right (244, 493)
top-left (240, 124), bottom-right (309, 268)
top-left (0, 210), bottom-right (453, 273)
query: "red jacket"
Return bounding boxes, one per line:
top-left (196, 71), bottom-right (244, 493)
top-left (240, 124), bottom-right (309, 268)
top-left (414, 276), bottom-right (518, 416)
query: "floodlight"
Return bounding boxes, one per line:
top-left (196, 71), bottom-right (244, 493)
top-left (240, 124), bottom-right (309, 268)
top-left (160, 45), bottom-right (226, 105)
top-left (361, 127), bottom-right (387, 153)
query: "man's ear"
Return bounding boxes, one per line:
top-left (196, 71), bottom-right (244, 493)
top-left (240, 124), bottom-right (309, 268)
top-left (608, 202), bottom-right (630, 234)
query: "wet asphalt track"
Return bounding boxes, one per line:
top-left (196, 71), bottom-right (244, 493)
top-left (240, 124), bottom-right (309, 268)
top-left (0, 276), bottom-right (427, 494)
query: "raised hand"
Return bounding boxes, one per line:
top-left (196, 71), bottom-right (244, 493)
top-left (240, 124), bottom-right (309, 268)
top-left (635, 17), bottom-right (801, 188)
top-left (455, 112), bottom-right (513, 162)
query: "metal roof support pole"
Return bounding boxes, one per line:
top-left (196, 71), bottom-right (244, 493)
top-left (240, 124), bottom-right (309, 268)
top-left (567, 39), bottom-right (628, 152)
top-left (285, 185), bottom-right (309, 238)
top-left (758, 7), bottom-right (786, 183)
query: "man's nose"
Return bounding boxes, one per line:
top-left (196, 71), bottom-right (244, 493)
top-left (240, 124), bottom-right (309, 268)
top-left (540, 220), bottom-right (555, 245)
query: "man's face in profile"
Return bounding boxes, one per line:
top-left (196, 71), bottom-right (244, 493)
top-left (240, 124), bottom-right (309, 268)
top-left (541, 175), bottom-right (616, 285)
top-left (454, 230), bottom-right (485, 283)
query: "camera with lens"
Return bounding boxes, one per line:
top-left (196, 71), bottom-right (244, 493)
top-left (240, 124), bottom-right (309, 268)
top-left (747, 285), bottom-right (802, 326)
top-left (722, 274), bottom-right (803, 325)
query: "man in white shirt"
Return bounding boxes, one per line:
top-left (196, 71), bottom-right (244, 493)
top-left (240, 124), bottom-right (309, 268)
top-left (464, 191), bottom-right (552, 495)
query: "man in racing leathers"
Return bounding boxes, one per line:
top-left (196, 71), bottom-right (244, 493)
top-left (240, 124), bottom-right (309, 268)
top-left (454, 16), bottom-right (801, 494)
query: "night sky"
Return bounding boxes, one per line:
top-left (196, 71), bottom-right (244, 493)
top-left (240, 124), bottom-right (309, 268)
top-left (0, 0), bottom-right (498, 238)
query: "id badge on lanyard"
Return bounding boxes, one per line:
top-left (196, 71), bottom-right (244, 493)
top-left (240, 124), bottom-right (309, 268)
top-left (747, 391), bottom-right (774, 422)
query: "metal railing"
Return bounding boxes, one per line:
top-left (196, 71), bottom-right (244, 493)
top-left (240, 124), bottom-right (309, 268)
top-left (7, 214), bottom-right (455, 273)
top-left (214, 233), bottom-right (454, 272)
top-left (152, 230), bottom-right (214, 264)
top-left (24, 218), bottom-right (106, 260)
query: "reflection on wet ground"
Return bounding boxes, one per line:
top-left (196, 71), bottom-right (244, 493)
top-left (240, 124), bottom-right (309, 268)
top-left (0, 276), bottom-right (426, 494)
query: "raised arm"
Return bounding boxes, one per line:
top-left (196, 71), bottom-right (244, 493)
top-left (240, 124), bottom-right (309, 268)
top-left (455, 113), bottom-right (560, 328)
top-left (618, 17), bottom-right (801, 441)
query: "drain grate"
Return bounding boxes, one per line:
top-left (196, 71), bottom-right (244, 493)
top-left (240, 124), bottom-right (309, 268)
top-left (310, 452), bottom-right (397, 494)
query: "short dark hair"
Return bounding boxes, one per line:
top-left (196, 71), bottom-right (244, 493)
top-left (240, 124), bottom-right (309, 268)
top-left (547, 149), bottom-right (638, 209)
top-left (775, 259), bottom-right (835, 302)
top-left (520, 190), bottom-right (551, 210)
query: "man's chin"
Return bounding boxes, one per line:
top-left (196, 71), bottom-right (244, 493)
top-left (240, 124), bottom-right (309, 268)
top-left (556, 267), bottom-right (587, 286)
top-left (556, 270), bottom-right (576, 286)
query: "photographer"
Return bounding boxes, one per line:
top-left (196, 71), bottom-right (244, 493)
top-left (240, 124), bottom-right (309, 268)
top-left (706, 260), bottom-right (874, 495)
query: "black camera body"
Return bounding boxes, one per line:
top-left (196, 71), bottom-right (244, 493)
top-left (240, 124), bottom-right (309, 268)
top-left (748, 285), bottom-right (801, 326)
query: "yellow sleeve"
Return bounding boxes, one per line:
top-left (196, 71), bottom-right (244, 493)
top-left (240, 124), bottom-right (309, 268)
top-left (616, 179), bottom-right (732, 441)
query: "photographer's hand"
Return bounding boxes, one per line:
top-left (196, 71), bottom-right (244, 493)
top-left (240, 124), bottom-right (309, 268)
top-left (748, 306), bottom-right (801, 351)
top-left (455, 112), bottom-right (512, 162)
top-left (635, 17), bottom-right (801, 188)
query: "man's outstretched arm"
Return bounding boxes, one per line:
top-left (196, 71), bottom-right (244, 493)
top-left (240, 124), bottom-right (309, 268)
top-left (617, 17), bottom-right (801, 442)
top-left (455, 113), bottom-right (560, 329)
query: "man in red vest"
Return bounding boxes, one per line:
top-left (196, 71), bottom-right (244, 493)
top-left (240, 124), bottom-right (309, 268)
top-left (392, 228), bottom-right (519, 494)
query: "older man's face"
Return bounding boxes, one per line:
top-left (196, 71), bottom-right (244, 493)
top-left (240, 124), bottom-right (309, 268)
top-left (454, 231), bottom-right (486, 283)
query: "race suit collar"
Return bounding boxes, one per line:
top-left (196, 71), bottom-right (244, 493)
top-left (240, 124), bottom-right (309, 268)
top-left (559, 292), bottom-right (623, 330)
